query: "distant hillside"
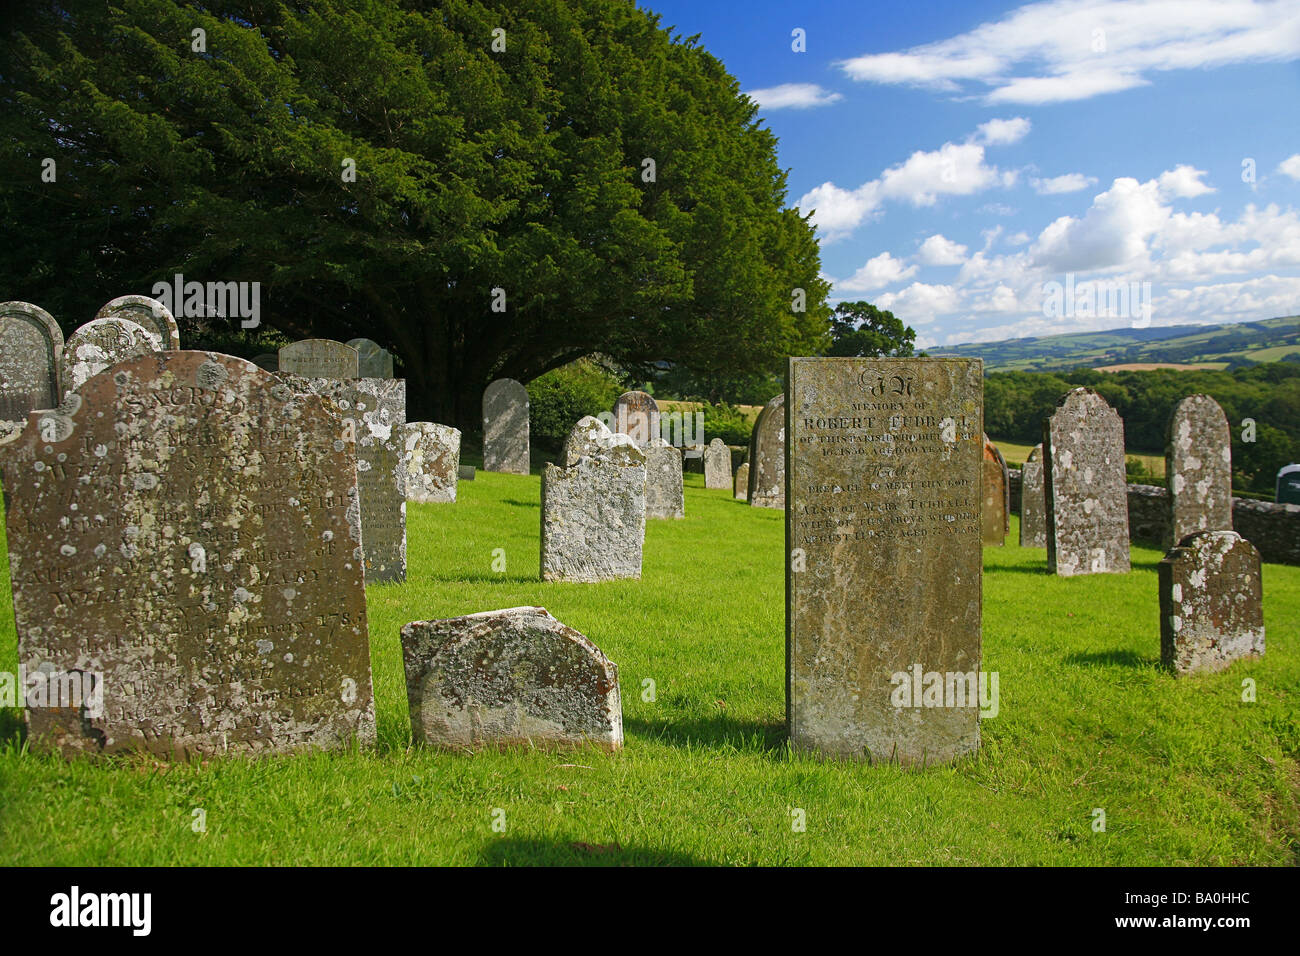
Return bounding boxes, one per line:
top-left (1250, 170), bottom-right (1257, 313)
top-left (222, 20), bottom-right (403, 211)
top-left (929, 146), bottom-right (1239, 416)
top-left (933, 315), bottom-right (1300, 373)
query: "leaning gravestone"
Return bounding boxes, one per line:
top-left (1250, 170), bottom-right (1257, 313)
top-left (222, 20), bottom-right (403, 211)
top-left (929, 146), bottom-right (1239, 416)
top-left (644, 436), bottom-right (684, 519)
top-left (1043, 387), bottom-right (1131, 576)
top-left (788, 357), bottom-right (983, 765)
top-left (482, 378), bottom-right (529, 475)
top-left (279, 376), bottom-right (407, 583)
top-left (0, 351), bottom-right (376, 758)
top-left (982, 435), bottom-right (1009, 546)
top-left (401, 607), bottom-right (622, 751)
top-left (278, 338), bottom-right (359, 379)
top-left (1165, 394), bottom-right (1232, 548)
top-left (347, 338), bottom-right (395, 379)
top-left (703, 437), bottom-right (731, 489)
top-left (1159, 530), bottom-right (1264, 675)
top-left (748, 393), bottom-right (786, 508)
top-left (541, 416), bottom-right (646, 582)
top-left (60, 317), bottom-right (162, 399)
top-left (734, 462), bottom-right (750, 501)
top-left (94, 295), bottom-right (180, 350)
top-left (1019, 443), bottom-right (1047, 548)
top-left (613, 390), bottom-right (660, 446)
top-left (0, 302), bottom-right (63, 441)
top-left (404, 422), bottom-right (460, 503)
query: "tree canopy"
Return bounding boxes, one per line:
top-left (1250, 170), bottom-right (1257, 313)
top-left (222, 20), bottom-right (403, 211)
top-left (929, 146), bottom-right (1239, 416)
top-left (826, 301), bottom-right (916, 358)
top-left (0, 0), bottom-right (830, 424)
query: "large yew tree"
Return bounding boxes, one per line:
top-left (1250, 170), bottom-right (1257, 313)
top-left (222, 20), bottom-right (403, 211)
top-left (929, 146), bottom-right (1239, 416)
top-left (0, 0), bottom-right (830, 425)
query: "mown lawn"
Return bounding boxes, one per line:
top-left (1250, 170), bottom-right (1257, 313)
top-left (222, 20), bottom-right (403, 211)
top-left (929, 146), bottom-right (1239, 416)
top-left (1, 470), bottom-right (1296, 866)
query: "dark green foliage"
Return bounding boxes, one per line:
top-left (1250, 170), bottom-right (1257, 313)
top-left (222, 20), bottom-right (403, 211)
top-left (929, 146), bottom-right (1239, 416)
top-left (825, 301), bottom-right (916, 358)
top-left (700, 401), bottom-right (753, 446)
top-left (527, 357), bottom-right (622, 448)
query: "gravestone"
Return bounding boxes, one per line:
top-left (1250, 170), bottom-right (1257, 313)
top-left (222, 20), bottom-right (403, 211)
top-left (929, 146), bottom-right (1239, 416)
top-left (703, 438), bottom-right (731, 489)
top-left (252, 353), bottom-right (278, 372)
top-left (60, 318), bottom-right (162, 399)
top-left (0, 302), bottom-right (63, 441)
top-left (401, 607), bottom-right (622, 751)
top-left (613, 390), bottom-right (660, 446)
top-left (1159, 531), bottom-right (1264, 675)
top-left (278, 338), bottom-right (359, 379)
top-left (734, 462), bottom-right (750, 501)
top-left (644, 436), bottom-right (684, 519)
top-left (981, 435), bottom-right (1009, 546)
top-left (1019, 444), bottom-right (1047, 548)
top-left (458, 465), bottom-right (476, 481)
top-left (1043, 387), bottom-right (1131, 576)
top-left (482, 378), bottom-right (529, 475)
top-left (346, 338), bottom-right (395, 379)
top-left (1165, 394), bottom-right (1232, 549)
top-left (541, 416), bottom-right (646, 582)
top-left (787, 357), bottom-right (983, 765)
top-left (280, 376), bottom-right (407, 583)
top-left (94, 295), bottom-right (180, 350)
top-left (404, 421), bottom-right (460, 504)
top-left (747, 393), bottom-right (786, 508)
top-left (1278, 464), bottom-right (1300, 505)
top-left (0, 351), bottom-right (375, 758)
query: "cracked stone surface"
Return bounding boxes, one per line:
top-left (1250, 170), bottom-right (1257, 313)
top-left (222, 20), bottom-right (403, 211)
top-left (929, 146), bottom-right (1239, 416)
top-left (482, 378), bottom-right (529, 475)
top-left (404, 421), bottom-right (460, 503)
top-left (0, 350), bottom-right (375, 758)
top-left (1165, 393), bottom-right (1233, 549)
top-left (401, 606), bottom-right (622, 751)
top-left (1159, 530), bottom-right (1263, 675)
top-left (747, 393), bottom-right (785, 508)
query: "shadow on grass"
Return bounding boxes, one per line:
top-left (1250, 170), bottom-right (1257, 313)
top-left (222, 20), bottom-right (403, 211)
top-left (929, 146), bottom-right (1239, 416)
top-left (479, 837), bottom-right (707, 866)
top-left (983, 564), bottom-right (1051, 575)
top-left (502, 499), bottom-right (540, 509)
top-left (419, 572), bottom-right (539, 585)
top-left (1065, 649), bottom-right (1158, 669)
top-left (624, 715), bottom-right (787, 753)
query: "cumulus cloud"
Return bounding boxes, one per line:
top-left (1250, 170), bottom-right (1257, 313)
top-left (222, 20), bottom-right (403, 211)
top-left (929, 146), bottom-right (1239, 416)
top-left (836, 252), bottom-right (919, 292)
top-left (744, 83), bottom-right (843, 109)
top-left (874, 282), bottom-right (961, 325)
top-left (917, 234), bottom-right (970, 265)
top-left (975, 117), bottom-right (1032, 145)
top-left (1157, 165), bottom-right (1215, 198)
top-left (1031, 173), bottom-right (1097, 194)
top-left (836, 0), bottom-right (1300, 105)
top-left (1277, 154), bottom-right (1300, 180)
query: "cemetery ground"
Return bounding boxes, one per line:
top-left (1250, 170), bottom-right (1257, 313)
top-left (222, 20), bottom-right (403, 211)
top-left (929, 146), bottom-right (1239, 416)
top-left (1, 471), bottom-right (1297, 867)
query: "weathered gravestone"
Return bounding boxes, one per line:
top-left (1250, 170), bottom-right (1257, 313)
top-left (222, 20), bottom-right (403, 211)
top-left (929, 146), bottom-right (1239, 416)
top-left (1165, 394), bottom-right (1233, 549)
top-left (1159, 531), bottom-right (1264, 675)
top-left (346, 338), bottom-right (395, 379)
top-left (748, 393), bottom-right (786, 508)
top-left (404, 421), bottom-right (460, 504)
top-left (60, 318), bottom-right (162, 400)
top-left (787, 357), bottom-right (983, 765)
top-left (981, 435), bottom-right (1009, 546)
top-left (482, 378), bottom-right (529, 475)
top-left (279, 376), bottom-right (407, 583)
top-left (251, 353), bottom-right (278, 372)
top-left (278, 338), bottom-right (359, 379)
top-left (458, 465), bottom-right (476, 481)
top-left (540, 416), bottom-right (646, 582)
top-left (613, 390), bottom-right (660, 446)
top-left (0, 302), bottom-right (62, 441)
top-left (703, 437), bottom-right (731, 489)
top-left (0, 351), bottom-right (376, 758)
top-left (1019, 443), bottom-right (1047, 548)
top-left (1043, 387), bottom-right (1131, 576)
top-left (94, 295), bottom-right (181, 350)
top-left (644, 436), bottom-right (684, 519)
top-left (1278, 464), bottom-right (1300, 505)
top-left (734, 462), bottom-right (750, 501)
top-left (401, 606), bottom-right (622, 751)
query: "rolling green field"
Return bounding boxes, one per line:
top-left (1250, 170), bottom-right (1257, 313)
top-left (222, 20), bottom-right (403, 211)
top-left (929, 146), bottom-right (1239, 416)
top-left (2, 471), bottom-right (1297, 866)
top-left (992, 438), bottom-right (1166, 479)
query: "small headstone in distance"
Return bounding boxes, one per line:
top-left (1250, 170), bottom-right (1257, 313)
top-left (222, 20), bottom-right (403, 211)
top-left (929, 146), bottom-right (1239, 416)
top-left (734, 462), bottom-right (750, 501)
top-left (1159, 530), bottom-right (1264, 675)
top-left (482, 378), bottom-right (530, 475)
top-left (458, 465), bottom-right (476, 481)
top-left (347, 337), bottom-right (395, 379)
top-left (401, 606), bottom-right (623, 751)
top-left (981, 435), bottom-right (1009, 546)
top-left (612, 390), bottom-right (660, 446)
top-left (1019, 444), bottom-right (1047, 548)
top-left (703, 437), bottom-right (731, 489)
top-left (278, 338), bottom-right (360, 379)
top-left (748, 393), bottom-right (786, 508)
top-left (644, 436), bottom-right (685, 519)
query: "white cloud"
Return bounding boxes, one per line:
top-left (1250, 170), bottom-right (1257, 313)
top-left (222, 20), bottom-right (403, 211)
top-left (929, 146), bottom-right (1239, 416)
top-left (837, 252), bottom-right (919, 292)
top-left (837, 0), bottom-right (1300, 105)
top-left (874, 282), bottom-right (961, 325)
top-left (795, 181), bottom-right (881, 239)
top-left (1157, 165), bottom-right (1215, 198)
top-left (744, 83), bottom-right (843, 110)
top-left (1031, 173), bottom-right (1097, 194)
top-left (975, 117), bottom-right (1032, 145)
top-left (1030, 177), bottom-right (1169, 272)
top-left (918, 234), bottom-right (970, 265)
top-left (1277, 154), bottom-right (1300, 180)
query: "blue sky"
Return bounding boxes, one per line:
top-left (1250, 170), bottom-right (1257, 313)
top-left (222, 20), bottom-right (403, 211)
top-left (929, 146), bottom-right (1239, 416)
top-left (641, 0), bottom-right (1300, 348)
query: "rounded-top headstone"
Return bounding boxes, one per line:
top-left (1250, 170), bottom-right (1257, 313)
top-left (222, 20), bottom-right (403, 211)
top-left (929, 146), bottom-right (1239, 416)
top-left (564, 415), bottom-right (645, 467)
top-left (95, 295), bottom-right (180, 350)
top-left (747, 393), bottom-right (786, 508)
top-left (1165, 394), bottom-right (1232, 548)
top-left (981, 434), bottom-right (1009, 546)
top-left (612, 390), bottom-right (660, 446)
top-left (347, 338), bottom-right (395, 379)
top-left (60, 317), bottom-right (163, 399)
top-left (482, 378), bottom-right (530, 474)
top-left (1278, 463), bottom-right (1300, 505)
top-left (1019, 442), bottom-right (1047, 548)
top-left (0, 301), bottom-right (63, 438)
top-left (703, 437), bottom-right (731, 489)
top-left (278, 338), bottom-right (360, 379)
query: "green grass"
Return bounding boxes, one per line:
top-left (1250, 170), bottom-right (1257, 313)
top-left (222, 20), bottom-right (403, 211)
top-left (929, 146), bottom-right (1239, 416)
top-left (1, 472), bottom-right (1297, 866)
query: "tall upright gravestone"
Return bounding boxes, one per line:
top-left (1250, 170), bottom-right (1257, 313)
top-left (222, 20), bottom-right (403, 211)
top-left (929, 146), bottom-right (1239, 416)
top-left (787, 357), bottom-right (983, 765)
top-left (0, 351), bottom-right (376, 758)
top-left (0, 302), bottom-right (62, 441)
top-left (95, 295), bottom-right (181, 350)
top-left (404, 421), bottom-right (461, 504)
top-left (644, 436), bottom-right (685, 519)
top-left (748, 393), bottom-right (785, 508)
top-left (278, 338), bottom-right (359, 379)
top-left (613, 390), bottom-right (660, 446)
top-left (703, 438), bottom-right (731, 489)
top-left (482, 378), bottom-right (529, 475)
top-left (1019, 443), bottom-right (1047, 548)
top-left (1043, 388), bottom-right (1131, 576)
top-left (981, 435), bottom-right (1009, 546)
top-left (60, 318), bottom-right (163, 399)
top-left (1165, 394), bottom-right (1232, 548)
